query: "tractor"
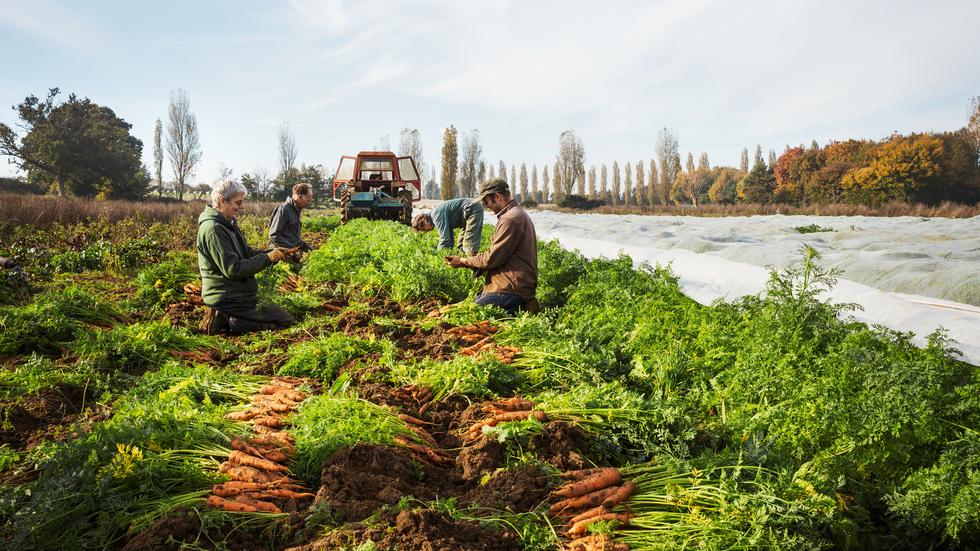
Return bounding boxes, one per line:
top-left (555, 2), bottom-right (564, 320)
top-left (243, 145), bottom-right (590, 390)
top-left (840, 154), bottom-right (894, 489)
top-left (332, 151), bottom-right (421, 225)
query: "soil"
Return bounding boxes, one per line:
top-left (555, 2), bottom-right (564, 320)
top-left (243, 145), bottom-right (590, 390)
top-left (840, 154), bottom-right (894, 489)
top-left (461, 464), bottom-right (551, 512)
top-left (120, 509), bottom-right (202, 551)
top-left (0, 383), bottom-right (88, 450)
top-left (530, 421), bottom-right (590, 470)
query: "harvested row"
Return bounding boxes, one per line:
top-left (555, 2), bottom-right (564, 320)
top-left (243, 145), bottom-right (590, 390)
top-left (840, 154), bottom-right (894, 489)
top-left (209, 376), bottom-right (314, 514)
top-left (463, 397), bottom-right (548, 442)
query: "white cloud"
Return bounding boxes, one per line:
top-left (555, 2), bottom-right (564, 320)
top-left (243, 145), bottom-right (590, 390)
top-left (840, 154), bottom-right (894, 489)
top-left (289, 0), bottom-right (350, 33)
top-left (0, 0), bottom-right (103, 49)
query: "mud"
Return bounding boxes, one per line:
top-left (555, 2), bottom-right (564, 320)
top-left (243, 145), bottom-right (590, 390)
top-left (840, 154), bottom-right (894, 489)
top-left (530, 421), bottom-right (590, 470)
top-left (461, 464), bottom-right (551, 512)
top-left (0, 383), bottom-right (88, 450)
top-left (120, 509), bottom-right (202, 551)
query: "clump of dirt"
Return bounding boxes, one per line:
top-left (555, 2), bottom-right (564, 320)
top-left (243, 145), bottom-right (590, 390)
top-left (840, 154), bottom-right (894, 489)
top-left (462, 464), bottom-right (551, 512)
top-left (395, 325), bottom-right (457, 361)
top-left (314, 444), bottom-right (463, 522)
top-left (381, 508), bottom-right (520, 551)
top-left (163, 301), bottom-right (204, 328)
top-left (456, 436), bottom-right (504, 480)
top-left (120, 508), bottom-right (202, 551)
top-left (530, 421), bottom-right (589, 470)
top-left (0, 383), bottom-right (87, 450)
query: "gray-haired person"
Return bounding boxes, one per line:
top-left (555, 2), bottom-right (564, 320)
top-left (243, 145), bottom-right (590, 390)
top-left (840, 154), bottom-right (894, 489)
top-left (412, 198), bottom-right (484, 256)
top-left (197, 180), bottom-right (297, 335)
top-left (268, 183), bottom-right (314, 257)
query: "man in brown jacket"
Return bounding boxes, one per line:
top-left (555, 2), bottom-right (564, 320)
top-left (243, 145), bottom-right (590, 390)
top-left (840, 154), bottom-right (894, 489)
top-left (445, 178), bottom-right (539, 314)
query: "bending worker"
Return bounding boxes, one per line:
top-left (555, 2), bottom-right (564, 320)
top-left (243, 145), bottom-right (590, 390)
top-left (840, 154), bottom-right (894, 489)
top-left (412, 197), bottom-right (485, 256)
top-left (269, 183), bottom-right (314, 257)
top-left (197, 180), bottom-right (296, 335)
top-left (444, 178), bottom-right (538, 314)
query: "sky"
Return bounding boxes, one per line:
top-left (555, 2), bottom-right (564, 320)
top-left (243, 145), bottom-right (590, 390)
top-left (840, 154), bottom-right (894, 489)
top-left (1, 0), bottom-right (978, 185)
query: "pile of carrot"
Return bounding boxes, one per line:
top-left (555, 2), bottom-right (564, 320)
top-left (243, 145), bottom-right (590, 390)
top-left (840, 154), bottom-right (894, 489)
top-left (209, 377), bottom-right (313, 514)
top-left (548, 467), bottom-right (634, 544)
top-left (392, 384), bottom-right (436, 413)
top-left (493, 345), bottom-right (521, 364)
top-left (447, 322), bottom-right (498, 354)
top-left (181, 283), bottom-right (204, 306)
top-left (278, 274), bottom-right (303, 293)
top-left (464, 397), bottom-right (548, 442)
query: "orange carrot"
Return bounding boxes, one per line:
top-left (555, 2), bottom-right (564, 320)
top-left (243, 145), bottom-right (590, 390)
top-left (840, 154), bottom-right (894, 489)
top-left (553, 468), bottom-right (621, 498)
top-left (225, 410), bottom-right (263, 422)
top-left (247, 488), bottom-right (315, 500)
top-left (252, 416), bottom-right (284, 429)
top-left (601, 480), bottom-right (634, 509)
top-left (567, 506), bottom-right (609, 526)
top-left (251, 445), bottom-right (288, 464)
top-left (268, 379), bottom-right (296, 390)
top-left (207, 494), bottom-right (259, 512)
top-left (567, 513), bottom-right (631, 536)
top-left (558, 467), bottom-right (607, 481)
top-left (460, 336), bottom-right (493, 355)
top-left (548, 486), bottom-right (620, 515)
top-left (219, 461), bottom-right (289, 483)
top-left (482, 398), bottom-right (533, 413)
top-left (565, 535), bottom-right (611, 551)
top-left (398, 413), bottom-right (428, 426)
top-left (393, 436), bottom-right (452, 465)
top-left (323, 303), bottom-right (344, 312)
top-left (248, 434), bottom-right (296, 452)
top-left (228, 450), bottom-right (289, 472)
top-left (233, 494), bottom-right (283, 513)
top-left (406, 424), bottom-right (438, 446)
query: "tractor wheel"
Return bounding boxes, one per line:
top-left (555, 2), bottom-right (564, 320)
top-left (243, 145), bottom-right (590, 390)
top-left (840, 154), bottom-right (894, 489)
top-left (398, 189), bottom-right (413, 226)
top-left (340, 187), bottom-right (352, 224)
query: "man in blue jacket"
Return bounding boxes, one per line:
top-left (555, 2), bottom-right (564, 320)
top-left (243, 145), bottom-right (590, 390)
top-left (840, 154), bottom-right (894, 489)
top-left (411, 198), bottom-right (484, 256)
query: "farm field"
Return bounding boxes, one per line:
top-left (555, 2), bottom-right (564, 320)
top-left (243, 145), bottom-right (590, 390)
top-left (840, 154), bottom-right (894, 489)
top-left (1, 210), bottom-right (979, 550)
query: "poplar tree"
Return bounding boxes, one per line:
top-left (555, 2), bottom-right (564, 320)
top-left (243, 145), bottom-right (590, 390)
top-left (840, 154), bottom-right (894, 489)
top-left (519, 163), bottom-right (528, 200)
top-left (635, 160), bottom-right (645, 207)
top-left (587, 165), bottom-right (597, 199)
top-left (600, 163), bottom-right (608, 203)
top-left (439, 125), bottom-right (458, 200)
top-left (153, 118), bottom-right (163, 196)
top-left (611, 161), bottom-right (621, 205)
top-left (647, 159), bottom-right (658, 205)
top-left (542, 165), bottom-right (550, 202)
top-left (740, 147), bottom-right (749, 172)
top-left (623, 162), bottom-right (633, 206)
top-left (552, 161), bottom-right (562, 203)
top-left (531, 164), bottom-right (539, 202)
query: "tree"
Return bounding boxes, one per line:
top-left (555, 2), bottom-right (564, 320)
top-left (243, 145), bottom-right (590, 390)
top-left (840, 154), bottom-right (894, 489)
top-left (488, 164), bottom-right (495, 181)
top-left (510, 165), bottom-right (516, 189)
top-left (968, 96), bottom-right (980, 166)
top-left (278, 122), bottom-right (297, 177)
top-left (647, 159), bottom-right (658, 205)
top-left (165, 89), bottom-right (202, 201)
top-left (530, 164), bottom-right (539, 202)
top-left (635, 161), bottom-right (645, 207)
top-left (772, 146), bottom-right (805, 204)
top-left (737, 157), bottom-right (775, 203)
top-left (740, 147), bottom-right (749, 173)
top-left (556, 129), bottom-right (585, 199)
top-left (623, 162), bottom-right (633, 206)
top-left (611, 161), bottom-right (621, 205)
top-left (498, 160), bottom-right (507, 182)
top-left (552, 161), bottom-right (562, 203)
top-left (153, 118), bottom-right (163, 197)
top-left (600, 163), bottom-right (608, 204)
top-left (297, 164), bottom-right (330, 206)
top-left (0, 88), bottom-right (148, 199)
top-left (708, 167), bottom-right (740, 204)
top-left (542, 165), bottom-right (550, 202)
top-left (656, 128), bottom-right (680, 204)
top-left (424, 167), bottom-right (438, 200)
top-left (519, 163), bottom-right (528, 201)
top-left (840, 134), bottom-right (945, 205)
top-left (768, 149), bottom-right (777, 169)
top-left (810, 139), bottom-right (820, 150)
top-left (478, 161), bottom-right (486, 187)
top-left (440, 125), bottom-right (458, 200)
top-left (587, 165), bottom-right (597, 199)
top-left (458, 130), bottom-right (482, 197)
top-left (676, 152), bottom-right (711, 207)
top-left (399, 128), bottom-right (424, 181)
top-left (754, 144), bottom-right (763, 166)
top-left (576, 168), bottom-right (585, 196)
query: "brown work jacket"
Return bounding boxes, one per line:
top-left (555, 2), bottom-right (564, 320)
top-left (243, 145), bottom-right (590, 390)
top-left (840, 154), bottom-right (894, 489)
top-left (461, 200), bottom-right (538, 300)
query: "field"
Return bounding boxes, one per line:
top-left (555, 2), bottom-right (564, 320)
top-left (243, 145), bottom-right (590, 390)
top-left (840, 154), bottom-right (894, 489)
top-left (1, 208), bottom-right (978, 550)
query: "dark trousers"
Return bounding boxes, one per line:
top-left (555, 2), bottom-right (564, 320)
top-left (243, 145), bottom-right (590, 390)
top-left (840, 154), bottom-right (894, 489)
top-left (217, 303), bottom-right (296, 334)
top-left (474, 292), bottom-right (527, 314)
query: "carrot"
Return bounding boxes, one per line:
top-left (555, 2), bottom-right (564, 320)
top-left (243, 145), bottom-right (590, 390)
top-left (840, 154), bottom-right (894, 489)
top-left (413, 386), bottom-right (433, 402)
top-left (323, 303), bottom-right (344, 312)
top-left (228, 450), bottom-right (289, 472)
top-left (231, 437), bottom-right (271, 459)
top-left (249, 434), bottom-right (296, 452)
top-left (249, 400), bottom-right (293, 413)
top-left (470, 409), bottom-right (548, 435)
top-left (548, 486), bottom-right (620, 515)
top-left (565, 535), bottom-right (611, 551)
top-left (251, 445), bottom-right (289, 464)
top-left (567, 513), bottom-right (631, 536)
top-left (482, 398), bottom-right (533, 413)
top-left (267, 379), bottom-right (296, 390)
top-left (252, 416), bottom-right (284, 429)
top-left (567, 506), bottom-right (609, 526)
top-left (219, 461), bottom-right (289, 483)
top-left (601, 480), bottom-right (634, 509)
top-left (406, 424), bottom-right (438, 446)
top-left (398, 413), bottom-right (428, 426)
top-left (247, 488), bottom-right (315, 500)
top-left (460, 336), bottom-right (493, 355)
top-left (225, 410), bottom-right (263, 422)
top-left (558, 467), bottom-right (607, 481)
top-left (233, 494), bottom-right (283, 513)
top-left (553, 468), bottom-right (621, 498)
top-left (258, 385), bottom-right (307, 401)
top-left (393, 436), bottom-right (452, 465)
top-left (207, 494), bottom-right (259, 512)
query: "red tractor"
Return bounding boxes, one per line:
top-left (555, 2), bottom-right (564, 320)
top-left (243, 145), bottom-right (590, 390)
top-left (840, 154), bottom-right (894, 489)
top-left (332, 151), bottom-right (421, 225)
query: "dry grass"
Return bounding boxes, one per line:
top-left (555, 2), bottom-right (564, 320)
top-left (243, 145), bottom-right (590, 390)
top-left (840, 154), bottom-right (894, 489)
top-left (0, 193), bottom-right (281, 230)
top-left (543, 200), bottom-right (980, 218)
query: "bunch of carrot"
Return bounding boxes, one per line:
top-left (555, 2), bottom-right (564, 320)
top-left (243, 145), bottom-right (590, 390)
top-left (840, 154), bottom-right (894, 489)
top-left (464, 397), bottom-right (548, 442)
top-left (210, 435), bottom-right (312, 513)
top-left (224, 377), bottom-right (308, 440)
top-left (447, 322), bottom-right (499, 356)
top-left (494, 345), bottom-right (521, 364)
top-left (392, 384), bottom-right (436, 413)
top-left (548, 467), bottom-right (634, 543)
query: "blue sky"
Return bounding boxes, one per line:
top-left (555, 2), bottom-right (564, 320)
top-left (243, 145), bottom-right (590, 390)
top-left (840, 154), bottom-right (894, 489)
top-left (1, 0), bottom-right (978, 185)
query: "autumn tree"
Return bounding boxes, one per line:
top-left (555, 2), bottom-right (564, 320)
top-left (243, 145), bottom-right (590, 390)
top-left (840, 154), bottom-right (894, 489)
top-left (519, 162), bottom-right (528, 200)
top-left (968, 97), bottom-right (980, 167)
top-left (530, 163), bottom-right (539, 202)
top-left (635, 161), bottom-right (645, 207)
top-left (153, 118), bottom-right (163, 196)
top-left (542, 165), bottom-right (550, 202)
top-left (611, 161), bottom-right (621, 205)
top-left (656, 128), bottom-right (680, 204)
top-left (840, 134), bottom-right (945, 205)
top-left (772, 146), bottom-right (805, 204)
top-left (708, 167), bottom-right (740, 204)
top-left (623, 162), bottom-right (633, 206)
top-left (552, 161), bottom-right (562, 202)
top-left (647, 159), bottom-right (658, 205)
top-left (600, 163), bottom-right (608, 204)
top-left (556, 129), bottom-right (585, 199)
top-left (498, 160), bottom-right (506, 182)
top-left (510, 165), bottom-right (516, 190)
top-left (440, 125), bottom-right (458, 200)
top-left (576, 169), bottom-right (585, 196)
top-left (588, 165), bottom-right (597, 199)
top-left (478, 161), bottom-right (486, 187)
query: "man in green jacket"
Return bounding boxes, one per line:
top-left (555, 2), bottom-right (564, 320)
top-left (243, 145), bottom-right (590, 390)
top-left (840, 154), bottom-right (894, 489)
top-left (197, 180), bottom-right (296, 335)
top-left (411, 197), bottom-right (484, 256)
top-left (268, 183), bottom-right (314, 256)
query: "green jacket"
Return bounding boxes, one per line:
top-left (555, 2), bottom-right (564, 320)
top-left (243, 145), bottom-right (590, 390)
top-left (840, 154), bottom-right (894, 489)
top-left (197, 206), bottom-right (271, 308)
top-left (432, 198), bottom-right (484, 256)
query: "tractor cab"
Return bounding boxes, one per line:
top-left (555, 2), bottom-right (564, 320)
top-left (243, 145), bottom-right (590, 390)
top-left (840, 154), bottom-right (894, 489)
top-left (333, 152), bottom-right (421, 225)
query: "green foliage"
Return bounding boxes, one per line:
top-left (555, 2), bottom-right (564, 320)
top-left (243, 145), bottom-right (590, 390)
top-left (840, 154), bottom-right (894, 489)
top-left (0, 266), bottom-right (30, 305)
top-left (289, 393), bottom-right (415, 484)
top-left (277, 333), bottom-right (385, 381)
top-left (129, 251), bottom-right (198, 312)
top-left (794, 223), bottom-right (834, 234)
top-left (303, 218), bottom-right (478, 301)
top-left (388, 355), bottom-right (520, 400)
top-left (535, 240), bottom-right (588, 309)
top-left (0, 285), bottom-right (123, 356)
top-left (72, 320), bottom-right (219, 373)
top-left (0, 354), bottom-right (103, 404)
top-left (0, 89), bottom-right (149, 199)
top-left (49, 236), bottom-right (167, 274)
top-left (303, 214), bottom-right (342, 232)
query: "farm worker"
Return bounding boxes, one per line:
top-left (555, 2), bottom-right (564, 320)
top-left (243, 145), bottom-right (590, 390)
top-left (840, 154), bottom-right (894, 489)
top-left (411, 198), bottom-right (485, 256)
top-left (444, 178), bottom-right (539, 314)
top-left (197, 180), bottom-right (297, 335)
top-left (268, 182), bottom-right (314, 260)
